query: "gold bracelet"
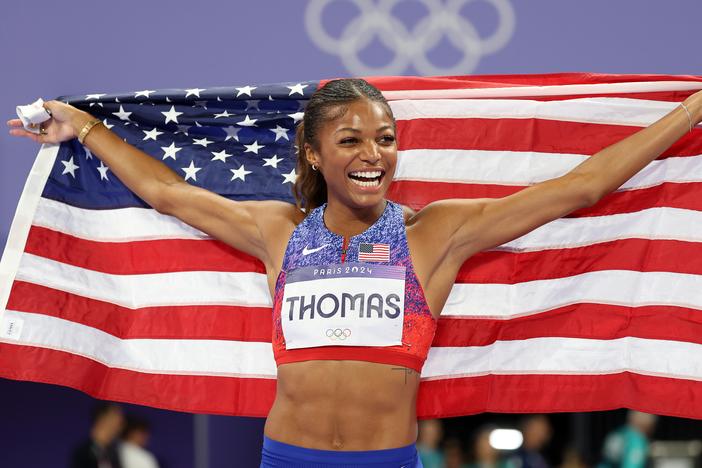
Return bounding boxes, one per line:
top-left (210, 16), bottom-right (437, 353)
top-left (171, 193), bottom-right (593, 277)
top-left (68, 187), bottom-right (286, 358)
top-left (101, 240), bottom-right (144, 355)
top-left (78, 118), bottom-right (103, 145)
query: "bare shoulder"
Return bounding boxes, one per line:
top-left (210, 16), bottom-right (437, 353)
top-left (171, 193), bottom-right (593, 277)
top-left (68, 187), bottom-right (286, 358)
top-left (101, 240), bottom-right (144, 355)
top-left (405, 198), bottom-right (484, 235)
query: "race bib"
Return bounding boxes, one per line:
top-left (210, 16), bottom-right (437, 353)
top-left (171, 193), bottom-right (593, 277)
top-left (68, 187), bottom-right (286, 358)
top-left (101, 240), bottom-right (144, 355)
top-left (281, 262), bottom-right (406, 349)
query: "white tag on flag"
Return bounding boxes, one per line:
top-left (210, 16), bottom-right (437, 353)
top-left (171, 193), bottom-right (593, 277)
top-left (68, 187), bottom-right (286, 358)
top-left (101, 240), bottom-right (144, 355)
top-left (1, 317), bottom-right (24, 340)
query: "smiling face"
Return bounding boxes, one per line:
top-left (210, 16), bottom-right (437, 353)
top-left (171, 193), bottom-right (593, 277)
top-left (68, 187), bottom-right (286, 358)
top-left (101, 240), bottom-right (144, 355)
top-left (304, 98), bottom-right (397, 211)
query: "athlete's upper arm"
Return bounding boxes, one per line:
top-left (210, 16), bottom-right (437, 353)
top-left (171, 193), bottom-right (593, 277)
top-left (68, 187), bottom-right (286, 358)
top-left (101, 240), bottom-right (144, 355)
top-left (156, 180), bottom-right (300, 264)
top-left (413, 172), bottom-right (595, 265)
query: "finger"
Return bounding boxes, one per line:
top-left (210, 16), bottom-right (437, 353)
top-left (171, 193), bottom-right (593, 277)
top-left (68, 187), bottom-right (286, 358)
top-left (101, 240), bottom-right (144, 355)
top-left (8, 127), bottom-right (41, 140)
top-left (9, 128), bottom-right (48, 144)
top-left (6, 118), bottom-right (24, 127)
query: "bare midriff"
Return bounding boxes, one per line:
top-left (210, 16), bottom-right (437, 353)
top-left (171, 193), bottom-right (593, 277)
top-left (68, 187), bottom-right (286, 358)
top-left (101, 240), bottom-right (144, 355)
top-left (264, 359), bottom-right (420, 451)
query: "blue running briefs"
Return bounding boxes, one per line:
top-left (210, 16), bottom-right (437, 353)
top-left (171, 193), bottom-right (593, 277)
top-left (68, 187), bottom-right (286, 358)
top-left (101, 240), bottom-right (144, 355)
top-left (260, 435), bottom-right (424, 467)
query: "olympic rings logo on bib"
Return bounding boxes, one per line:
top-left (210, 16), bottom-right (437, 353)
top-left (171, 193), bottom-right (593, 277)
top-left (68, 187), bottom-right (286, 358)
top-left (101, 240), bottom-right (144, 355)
top-left (326, 328), bottom-right (352, 341)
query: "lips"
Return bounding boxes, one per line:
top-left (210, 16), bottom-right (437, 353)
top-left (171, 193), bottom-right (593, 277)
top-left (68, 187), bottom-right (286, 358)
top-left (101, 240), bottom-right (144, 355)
top-left (347, 169), bottom-right (385, 188)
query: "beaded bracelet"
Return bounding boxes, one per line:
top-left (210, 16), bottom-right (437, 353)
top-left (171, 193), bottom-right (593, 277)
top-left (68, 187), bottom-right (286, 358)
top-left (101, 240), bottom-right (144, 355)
top-left (680, 102), bottom-right (693, 133)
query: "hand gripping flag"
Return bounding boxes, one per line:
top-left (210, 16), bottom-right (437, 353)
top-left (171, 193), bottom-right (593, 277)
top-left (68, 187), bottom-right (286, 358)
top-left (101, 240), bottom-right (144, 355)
top-left (2, 73), bottom-right (702, 419)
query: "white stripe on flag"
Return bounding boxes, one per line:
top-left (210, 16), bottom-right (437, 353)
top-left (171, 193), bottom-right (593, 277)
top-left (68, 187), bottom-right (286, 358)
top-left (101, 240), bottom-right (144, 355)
top-left (33, 197), bottom-right (211, 242)
top-left (15, 253), bottom-right (271, 308)
top-left (1, 310), bottom-right (276, 377)
top-left (443, 269), bottom-right (702, 318)
top-left (498, 207), bottom-right (702, 251)
top-left (423, 335), bottom-right (702, 381)
top-left (391, 97), bottom-right (682, 126)
top-left (395, 150), bottom-right (702, 187)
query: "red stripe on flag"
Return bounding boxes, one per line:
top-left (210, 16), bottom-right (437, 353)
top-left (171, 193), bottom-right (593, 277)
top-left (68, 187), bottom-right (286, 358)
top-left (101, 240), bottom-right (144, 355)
top-left (397, 118), bottom-right (702, 157)
top-left (434, 303), bottom-right (702, 347)
top-left (389, 181), bottom-right (702, 214)
top-left (24, 226), bottom-right (265, 275)
top-left (0, 343), bottom-right (275, 417)
top-left (416, 372), bottom-right (702, 419)
top-left (7, 281), bottom-right (273, 341)
top-left (458, 238), bottom-right (702, 284)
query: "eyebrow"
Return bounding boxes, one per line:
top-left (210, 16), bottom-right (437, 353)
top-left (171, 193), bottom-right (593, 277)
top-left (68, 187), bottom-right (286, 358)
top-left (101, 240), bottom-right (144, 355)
top-left (334, 125), bottom-right (395, 134)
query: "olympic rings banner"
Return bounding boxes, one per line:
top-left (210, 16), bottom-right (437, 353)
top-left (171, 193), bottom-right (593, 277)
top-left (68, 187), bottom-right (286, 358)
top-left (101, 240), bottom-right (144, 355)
top-left (304, 0), bottom-right (516, 76)
top-left (2, 73), bottom-right (702, 419)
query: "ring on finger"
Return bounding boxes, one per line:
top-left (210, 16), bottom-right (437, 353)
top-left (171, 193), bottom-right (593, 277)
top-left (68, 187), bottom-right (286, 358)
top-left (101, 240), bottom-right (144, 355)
top-left (40, 125), bottom-right (47, 135)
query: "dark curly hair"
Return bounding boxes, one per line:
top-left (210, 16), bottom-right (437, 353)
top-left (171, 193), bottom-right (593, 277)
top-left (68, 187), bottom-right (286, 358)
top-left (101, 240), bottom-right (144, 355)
top-left (292, 78), bottom-right (396, 212)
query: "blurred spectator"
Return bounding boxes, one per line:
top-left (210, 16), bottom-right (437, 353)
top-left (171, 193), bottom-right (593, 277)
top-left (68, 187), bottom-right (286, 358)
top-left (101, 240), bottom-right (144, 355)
top-left (417, 419), bottom-right (445, 468)
top-left (509, 415), bottom-right (553, 468)
top-left (69, 401), bottom-right (125, 468)
top-left (445, 437), bottom-right (469, 468)
top-left (118, 415), bottom-right (159, 468)
top-left (560, 446), bottom-right (589, 468)
top-left (598, 411), bottom-right (658, 468)
top-left (468, 424), bottom-right (516, 468)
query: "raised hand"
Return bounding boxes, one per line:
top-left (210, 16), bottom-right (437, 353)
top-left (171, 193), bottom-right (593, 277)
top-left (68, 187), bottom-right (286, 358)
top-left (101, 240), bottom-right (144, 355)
top-left (7, 100), bottom-right (93, 145)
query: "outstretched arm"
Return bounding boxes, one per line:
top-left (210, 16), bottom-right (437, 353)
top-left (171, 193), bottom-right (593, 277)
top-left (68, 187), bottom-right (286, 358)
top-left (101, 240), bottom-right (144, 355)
top-left (7, 101), bottom-right (298, 265)
top-left (412, 91), bottom-right (702, 267)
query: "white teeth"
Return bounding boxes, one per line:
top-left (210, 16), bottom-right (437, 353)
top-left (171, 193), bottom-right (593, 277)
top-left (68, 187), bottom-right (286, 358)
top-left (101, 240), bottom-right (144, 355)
top-left (350, 178), bottom-right (380, 187)
top-left (350, 170), bottom-right (381, 179)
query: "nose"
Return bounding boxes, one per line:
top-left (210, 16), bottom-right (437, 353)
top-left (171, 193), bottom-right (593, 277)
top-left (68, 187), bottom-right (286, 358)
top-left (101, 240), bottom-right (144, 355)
top-left (359, 139), bottom-right (381, 164)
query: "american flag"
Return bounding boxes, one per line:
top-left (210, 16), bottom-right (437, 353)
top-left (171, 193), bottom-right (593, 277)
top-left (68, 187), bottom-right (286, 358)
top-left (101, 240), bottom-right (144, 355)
top-left (1, 73), bottom-right (702, 419)
top-left (358, 243), bottom-right (390, 262)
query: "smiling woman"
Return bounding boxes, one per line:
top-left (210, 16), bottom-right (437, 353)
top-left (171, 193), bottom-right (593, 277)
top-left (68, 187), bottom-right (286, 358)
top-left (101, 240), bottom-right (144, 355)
top-left (7, 76), bottom-right (702, 468)
top-left (293, 79), bottom-right (396, 215)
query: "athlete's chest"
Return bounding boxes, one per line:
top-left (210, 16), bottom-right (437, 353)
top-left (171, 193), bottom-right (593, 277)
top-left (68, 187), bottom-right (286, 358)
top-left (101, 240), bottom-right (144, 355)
top-left (275, 203), bottom-right (412, 348)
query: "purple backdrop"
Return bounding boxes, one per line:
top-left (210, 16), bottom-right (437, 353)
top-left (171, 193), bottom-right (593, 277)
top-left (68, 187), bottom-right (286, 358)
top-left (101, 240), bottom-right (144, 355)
top-left (2, 1), bottom-right (701, 467)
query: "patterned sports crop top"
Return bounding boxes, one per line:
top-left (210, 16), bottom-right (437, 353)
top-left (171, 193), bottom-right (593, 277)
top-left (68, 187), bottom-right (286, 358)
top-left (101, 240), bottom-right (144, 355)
top-left (271, 200), bottom-right (438, 373)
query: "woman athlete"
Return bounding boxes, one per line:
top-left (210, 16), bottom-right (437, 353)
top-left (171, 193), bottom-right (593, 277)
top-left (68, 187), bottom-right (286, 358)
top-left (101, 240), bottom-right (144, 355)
top-left (8, 78), bottom-right (702, 467)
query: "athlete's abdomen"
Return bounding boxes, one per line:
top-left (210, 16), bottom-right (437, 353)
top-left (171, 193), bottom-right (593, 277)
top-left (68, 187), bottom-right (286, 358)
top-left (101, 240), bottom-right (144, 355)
top-left (264, 360), bottom-right (419, 450)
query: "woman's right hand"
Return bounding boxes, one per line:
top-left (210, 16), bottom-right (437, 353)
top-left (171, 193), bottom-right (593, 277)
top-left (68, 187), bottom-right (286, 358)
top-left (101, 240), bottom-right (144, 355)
top-left (7, 100), bottom-right (94, 145)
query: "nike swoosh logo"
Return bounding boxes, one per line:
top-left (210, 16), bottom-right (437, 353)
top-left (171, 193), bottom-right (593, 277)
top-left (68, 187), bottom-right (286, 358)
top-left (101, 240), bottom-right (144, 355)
top-left (302, 244), bottom-right (328, 255)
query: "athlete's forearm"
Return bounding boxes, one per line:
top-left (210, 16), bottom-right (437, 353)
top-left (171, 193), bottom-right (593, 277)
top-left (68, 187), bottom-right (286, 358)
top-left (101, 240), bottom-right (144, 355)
top-left (70, 110), bottom-right (184, 211)
top-left (569, 91), bottom-right (702, 203)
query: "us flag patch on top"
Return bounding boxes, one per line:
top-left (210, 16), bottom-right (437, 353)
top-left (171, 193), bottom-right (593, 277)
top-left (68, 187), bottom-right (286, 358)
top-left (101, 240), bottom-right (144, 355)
top-left (358, 243), bottom-right (390, 262)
